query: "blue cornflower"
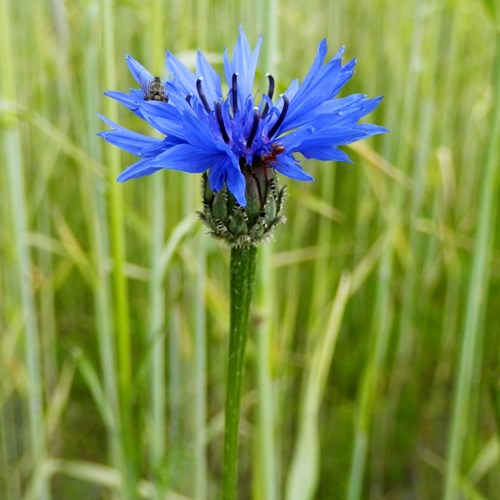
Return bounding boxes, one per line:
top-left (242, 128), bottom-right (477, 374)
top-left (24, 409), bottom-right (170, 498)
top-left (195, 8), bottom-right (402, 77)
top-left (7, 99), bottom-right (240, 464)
top-left (99, 27), bottom-right (386, 205)
top-left (99, 28), bottom-right (386, 245)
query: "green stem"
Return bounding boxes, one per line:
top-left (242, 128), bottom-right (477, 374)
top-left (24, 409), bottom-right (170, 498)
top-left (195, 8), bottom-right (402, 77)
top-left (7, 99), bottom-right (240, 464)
top-left (223, 246), bottom-right (258, 500)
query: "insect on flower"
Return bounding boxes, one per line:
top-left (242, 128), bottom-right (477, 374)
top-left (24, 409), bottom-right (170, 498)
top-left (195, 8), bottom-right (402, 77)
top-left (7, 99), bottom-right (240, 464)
top-left (261, 143), bottom-right (285, 166)
top-left (144, 76), bottom-right (168, 102)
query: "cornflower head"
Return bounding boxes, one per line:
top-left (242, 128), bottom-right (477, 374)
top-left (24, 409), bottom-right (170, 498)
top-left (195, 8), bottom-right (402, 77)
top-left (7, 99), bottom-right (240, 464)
top-left (99, 27), bottom-right (387, 246)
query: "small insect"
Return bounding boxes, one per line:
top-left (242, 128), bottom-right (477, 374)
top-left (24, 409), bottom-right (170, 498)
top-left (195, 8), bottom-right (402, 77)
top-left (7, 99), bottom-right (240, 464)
top-left (261, 143), bottom-right (285, 165)
top-left (144, 76), bottom-right (168, 102)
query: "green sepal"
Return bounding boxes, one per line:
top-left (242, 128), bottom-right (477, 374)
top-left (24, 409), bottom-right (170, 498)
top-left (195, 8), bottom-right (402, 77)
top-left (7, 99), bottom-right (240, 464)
top-left (199, 166), bottom-right (286, 247)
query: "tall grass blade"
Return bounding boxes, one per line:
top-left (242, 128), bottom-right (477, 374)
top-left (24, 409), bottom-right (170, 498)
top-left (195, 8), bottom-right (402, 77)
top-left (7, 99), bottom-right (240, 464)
top-left (100, 0), bottom-right (131, 407)
top-left (286, 274), bottom-right (352, 499)
top-left (444, 30), bottom-right (500, 500)
top-left (1, 0), bottom-right (49, 497)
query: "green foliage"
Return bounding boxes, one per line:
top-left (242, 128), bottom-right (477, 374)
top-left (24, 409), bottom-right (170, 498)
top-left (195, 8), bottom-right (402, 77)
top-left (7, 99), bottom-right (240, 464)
top-left (1, 0), bottom-right (499, 499)
top-left (479, 0), bottom-right (500, 28)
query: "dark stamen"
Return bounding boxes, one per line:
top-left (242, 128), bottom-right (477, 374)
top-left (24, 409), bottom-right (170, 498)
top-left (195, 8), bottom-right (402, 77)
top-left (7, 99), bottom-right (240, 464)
top-left (215, 100), bottom-right (231, 143)
top-left (246, 107), bottom-right (260, 148)
top-left (196, 78), bottom-right (211, 113)
top-left (267, 95), bottom-right (289, 138)
top-left (231, 73), bottom-right (238, 116)
top-left (261, 73), bottom-right (275, 118)
top-left (185, 94), bottom-right (193, 105)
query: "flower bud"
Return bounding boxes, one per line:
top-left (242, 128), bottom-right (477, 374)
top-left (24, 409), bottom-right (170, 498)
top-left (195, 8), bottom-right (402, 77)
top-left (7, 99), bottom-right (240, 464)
top-left (200, 161), bottom-right (286, 247)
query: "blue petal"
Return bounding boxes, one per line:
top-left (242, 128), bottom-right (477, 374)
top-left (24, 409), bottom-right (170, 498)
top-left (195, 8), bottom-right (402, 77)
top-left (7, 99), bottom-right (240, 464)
top-left (137, 100), bottom-right (185, 138)
top-left (98, 115), bottom-right (162, 155)
top-left (165, 81), bottom-right (193, 110)
top-left (117, 158), bottom-right (162, 181)
top-left (281, 43), bottom-right (357, 131)
top-left (225, 160), bottom-right (246, 206)
top-left (208, 162), bottom-right (227, 192)
top-left (138, 99), bottom-right (182, 120)
top-left (166, 51), bottom-right (197, 96)
top-left (207, 152), bottom-right (246, 206)
top-left (104, 90), bottom-right (144, 118)
top-left (283, 79), bottom-right (299, 101)
top-left (299, 39), bottom-right (330, 90)
top-left (133, 107), bottom-right (190, 141)
top-left (273, 154), bottom-right (314, 182)
top-left (354, 123), bottom-right (389, 136)
top-left (223, 48), bottom-right (232, 94)
top-left (299, 146), bottom-right (353, 162)
top-left (288, 124), bottom-right (387, 163)
top-left (332, 97), bottom-right (385, 125)
top-left (224, 27), bottom-right (262, 115)
top-left (147, 143), bottom-right (228, 173)
top-left (196, 50), bottom-right (222, 106)
top-left (277, 126), bottom-right (315, 150)
top-left (139, 136), bottom-right (184, 157)
top-left (312, 94), bottom-right (366, 117)
top-left (125, 54), bottom-right (153, 95)
top-left (177, 105), bottom-right (221, 148)
top-left (295, 126), bottom-right (380, 149)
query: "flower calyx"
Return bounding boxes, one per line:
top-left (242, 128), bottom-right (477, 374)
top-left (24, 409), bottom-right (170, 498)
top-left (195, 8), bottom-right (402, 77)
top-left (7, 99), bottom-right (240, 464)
top-left (199, 160), bottom-right (287, 247)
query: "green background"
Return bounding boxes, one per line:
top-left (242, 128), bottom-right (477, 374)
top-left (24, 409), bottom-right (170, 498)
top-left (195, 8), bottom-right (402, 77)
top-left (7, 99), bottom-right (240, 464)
top-left (1, 0), bottom-right (499, 498)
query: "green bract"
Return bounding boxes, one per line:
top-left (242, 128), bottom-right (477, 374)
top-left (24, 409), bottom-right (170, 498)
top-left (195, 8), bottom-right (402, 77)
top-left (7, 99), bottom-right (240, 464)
top-left (200, 160), bottom-right (286, 247)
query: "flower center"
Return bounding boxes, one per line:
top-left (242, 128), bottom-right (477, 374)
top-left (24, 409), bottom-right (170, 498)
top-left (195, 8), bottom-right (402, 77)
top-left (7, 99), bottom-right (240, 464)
top-left (267, 95), bottom-right (289, 138)
top-left (215, 100), bottom-right (231, 143)
top-left (246, 108), bottom-right (260, 148)
top-left (231, 73), bottom-right (238, 115)
top-left (193, 72), bottom-right (290, 150)
top-left (260, 74), bottom-right (275, 118)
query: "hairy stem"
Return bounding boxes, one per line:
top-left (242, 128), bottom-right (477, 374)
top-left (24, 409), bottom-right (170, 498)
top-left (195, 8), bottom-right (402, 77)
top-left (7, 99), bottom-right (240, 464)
top-left (223, 246), bottom-right (258, 499)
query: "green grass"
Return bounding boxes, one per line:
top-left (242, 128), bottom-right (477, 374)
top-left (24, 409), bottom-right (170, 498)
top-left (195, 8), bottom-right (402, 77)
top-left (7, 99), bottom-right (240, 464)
top-left (1, 0), bottom-right (500, 498)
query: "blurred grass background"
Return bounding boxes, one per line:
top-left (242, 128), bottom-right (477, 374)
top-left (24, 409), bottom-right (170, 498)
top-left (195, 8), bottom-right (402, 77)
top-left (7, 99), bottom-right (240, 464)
top-left (1, 0), bottom-right (500, 498)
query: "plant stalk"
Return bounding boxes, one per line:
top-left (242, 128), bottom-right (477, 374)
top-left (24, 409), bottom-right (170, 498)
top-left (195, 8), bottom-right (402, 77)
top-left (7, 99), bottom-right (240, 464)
top-left (223, 246), bottom-right (258, 499)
